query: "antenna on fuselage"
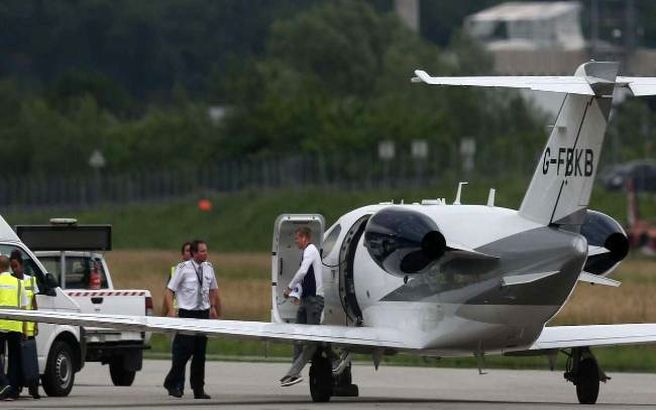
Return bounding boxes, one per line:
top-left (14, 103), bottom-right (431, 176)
top-left (487, 188), bottom-right (496, 207)
top-left (453, 182), bottom-right (468, 205)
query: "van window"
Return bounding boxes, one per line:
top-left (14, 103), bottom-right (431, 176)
top-left (38, 255), bottom-right (109, 289)
top-left (0, 244), bottom-right (45, 294)
top-left (322, 224), bottom-right (341, 257)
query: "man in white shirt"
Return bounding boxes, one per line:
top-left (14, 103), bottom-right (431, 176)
top-left (163, 240), bottom-right (221, 399)
top-left (280, 227), bottom-right (324, 387)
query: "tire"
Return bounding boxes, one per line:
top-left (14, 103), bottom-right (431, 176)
top-left (309, 354), bottom-right (332, 403)
top-left (109, 360), bottom-right (136, 386)
top-left (576, 358), bottom-right (600, 404)
top-left (42, 341), bottom-right (76, 397)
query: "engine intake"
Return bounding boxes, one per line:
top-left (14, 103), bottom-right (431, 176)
top-left (581, 210), bottom-right (629, 276)
top-left (364, 207), bottom-right (447, 276)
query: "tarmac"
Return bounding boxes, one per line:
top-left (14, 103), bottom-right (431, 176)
top-left (5, 359), bottom-right (656, 409)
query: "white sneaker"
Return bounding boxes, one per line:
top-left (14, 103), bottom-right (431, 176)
top-left (280, 375), bottom-right (303, 387)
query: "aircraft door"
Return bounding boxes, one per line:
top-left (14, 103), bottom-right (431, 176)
top-left (271, 214), bottom-right (325, 323)
top-left (338, 215), bottom-right (370, 326)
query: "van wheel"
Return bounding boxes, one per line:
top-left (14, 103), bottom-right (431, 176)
top-left (42, 341), bottom-right (75, 397)
top-left (110, 360), bottom-right (136, 386)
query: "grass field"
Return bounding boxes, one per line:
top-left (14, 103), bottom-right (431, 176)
top-left (106, 250), bottom-right (656, 371)
top-left (8, 183), bottom-right (654, 253)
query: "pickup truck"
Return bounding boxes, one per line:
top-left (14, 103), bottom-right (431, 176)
top-left (12, 219), bottom-right (153, 396)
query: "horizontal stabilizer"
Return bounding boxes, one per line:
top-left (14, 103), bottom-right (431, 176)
top-left (578, 272), bottom-right (621, 287)
top-left (412, 70), bottom-right (595, 95)
top-left (529, 323), bottom-right (656, 350)
top-left (0, 309), bottom-right (416, 350)
top-left (617, 77), bottom-right (656, 96)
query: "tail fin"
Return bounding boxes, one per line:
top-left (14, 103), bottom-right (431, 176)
top-left (413, 61), bottom-right (656, 225)
top-left (519, 62), bottom-right (618, 225)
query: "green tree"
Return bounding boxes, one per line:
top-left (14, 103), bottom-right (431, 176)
top-left (222, 0), bottom-right (544, 165)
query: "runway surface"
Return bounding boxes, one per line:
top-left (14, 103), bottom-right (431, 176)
top-left (5, 359), bottom-right (656, 409)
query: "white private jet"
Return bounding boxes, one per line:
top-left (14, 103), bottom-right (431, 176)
top-left (3, 61), bottom-right (656, 404)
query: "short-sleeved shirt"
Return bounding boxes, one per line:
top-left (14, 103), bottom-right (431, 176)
top-left (167, 260), bottom-right (218, 311)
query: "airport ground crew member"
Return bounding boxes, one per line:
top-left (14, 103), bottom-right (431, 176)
top-left (163, 240), bottom-right (221, 399)
top-left (10, 250), bottom-right (40, 399)
top-left (0, 255), bottom-right (27, 401)
top-left (280, 227), bottom-right (323, 387)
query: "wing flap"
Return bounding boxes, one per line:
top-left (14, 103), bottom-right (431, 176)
top-left (529, 324), bottom-right (656, 350)
top-left (412, 70), bottom-right (594, 95)
top-left (0, 309), bottom-right (414, 349)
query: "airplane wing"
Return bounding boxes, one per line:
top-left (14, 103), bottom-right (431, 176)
top-left (0, 309), bottom-right (416, 350)
top-left (528, 324), bottom-right (656, 351)
top-left (412, 70), bottom-right (595, 95)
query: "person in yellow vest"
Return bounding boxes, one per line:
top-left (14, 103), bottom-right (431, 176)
top-left (10, 250), bottom-right (40, 399)
top-left (163, 242), bottom-right (191, 314)
top-left (0, 255), bottom-right (27, 401)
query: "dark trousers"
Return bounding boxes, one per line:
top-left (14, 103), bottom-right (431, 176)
top-left (164, 309), bottom-right (209, 393)
top-left (23, 337), bottom-right (39, 392)
top-left (0, 332), bottom-right (23, 392)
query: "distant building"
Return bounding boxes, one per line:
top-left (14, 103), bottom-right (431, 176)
top-left (465, 1), bottom-right (585, 51)
top-left (395, 0), bottom-right (419, 33)
top-left (465, 1), bottom-right (587, 75)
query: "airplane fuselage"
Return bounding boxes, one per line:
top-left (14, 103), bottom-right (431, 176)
top-left (320, 202), bottom-right (587, 356)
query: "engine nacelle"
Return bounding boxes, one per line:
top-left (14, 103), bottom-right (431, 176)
top-left (580, 210), bottom-right (629, 276)
top-left (363, 207), bottom-right (447, 276)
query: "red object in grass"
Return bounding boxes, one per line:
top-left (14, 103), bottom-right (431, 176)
top-left (198, 199), bottom-right (213, 212)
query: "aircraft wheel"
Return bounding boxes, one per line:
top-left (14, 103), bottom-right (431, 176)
top-left (109, 359), bottom-right (136, 386)
top-left (309, 354), bottom-right (332, 402)
top-left (333, 363), bottom-right (359, 397)
top-left (576, 358), bottom-right (600, 404)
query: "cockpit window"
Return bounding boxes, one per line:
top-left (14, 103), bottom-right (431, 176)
top-left (322, 224), bottom-right (341, 257)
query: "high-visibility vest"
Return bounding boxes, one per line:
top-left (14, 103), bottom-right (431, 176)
top-left (22, 275), bottom-right (37, 336)
top-left (0, 272), bottom-right (24, 333)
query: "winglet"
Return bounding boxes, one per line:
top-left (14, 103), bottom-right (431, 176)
top-left (411, 70), bottom-right (431, 84)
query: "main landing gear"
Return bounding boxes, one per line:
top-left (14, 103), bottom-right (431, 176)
top-left (564, 347), bottom-right (609, 404)
top-left (309, 347), bottom-right (359, 402)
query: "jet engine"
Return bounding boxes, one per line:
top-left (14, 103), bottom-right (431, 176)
top-left (580, 210), bottom-right (629, 276)
top-left (363, 207), bottom-right (447, 276)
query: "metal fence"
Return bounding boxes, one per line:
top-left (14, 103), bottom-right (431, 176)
top-left (0, 151), bottom-right (537, 211)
